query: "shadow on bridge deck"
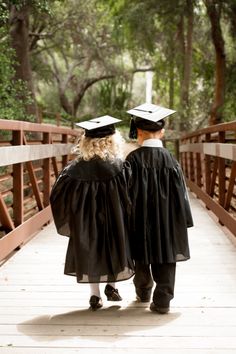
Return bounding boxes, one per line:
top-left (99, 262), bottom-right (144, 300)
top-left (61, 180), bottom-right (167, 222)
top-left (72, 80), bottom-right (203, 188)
top-left (0, 193), bottom-right (236, 353)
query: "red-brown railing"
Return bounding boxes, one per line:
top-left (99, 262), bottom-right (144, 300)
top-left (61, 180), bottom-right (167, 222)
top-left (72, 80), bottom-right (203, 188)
top-left (180, 121), bottom-right (236, 236)
top-left (1, 118), bottom-right (235, 262)
top-left (0, 119), bottom-right (79, 262)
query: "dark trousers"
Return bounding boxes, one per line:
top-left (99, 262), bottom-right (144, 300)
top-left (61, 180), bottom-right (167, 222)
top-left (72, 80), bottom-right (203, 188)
top-left (133, 261), bottom-right (176, 307)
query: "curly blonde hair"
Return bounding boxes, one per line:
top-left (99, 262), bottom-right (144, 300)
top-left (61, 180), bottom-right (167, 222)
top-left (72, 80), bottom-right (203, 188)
top-left (72, 131), bottom-right (124, 161)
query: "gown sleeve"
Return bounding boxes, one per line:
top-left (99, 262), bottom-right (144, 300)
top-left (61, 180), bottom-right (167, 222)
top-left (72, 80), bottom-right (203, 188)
top-left (50, 165), bottom-right (74, 237)
top-left (173, 162), bottom-right (194, 228)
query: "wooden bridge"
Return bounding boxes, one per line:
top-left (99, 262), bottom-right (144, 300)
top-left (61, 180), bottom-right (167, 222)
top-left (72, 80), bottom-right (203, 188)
top-left (0, 119), bottom-right (236, 353)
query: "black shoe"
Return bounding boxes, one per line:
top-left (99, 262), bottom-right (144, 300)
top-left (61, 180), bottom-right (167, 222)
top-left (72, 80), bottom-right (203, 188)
top-left (89, 295), bottom-right (103, 310)
top-left (104, 284), bottom-right (122, 301)
top-left (150, 302), bottom-right (169, 314)
top-left (136, 288), bottom-right (152, 302)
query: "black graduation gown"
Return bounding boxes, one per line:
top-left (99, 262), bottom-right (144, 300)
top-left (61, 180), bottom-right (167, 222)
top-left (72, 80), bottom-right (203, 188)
top-left (126, 146), bottom-right (193, 264)
top-left (50, 158), bottom-right (134, 283)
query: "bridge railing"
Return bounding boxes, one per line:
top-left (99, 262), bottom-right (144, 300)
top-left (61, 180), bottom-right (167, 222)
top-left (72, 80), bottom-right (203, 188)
top-left (180, 121), bottom-right (236, 236)
top-left (0, 119), bottom-right (79, 262)
top-left (1, 118), bottom-right (235, 262)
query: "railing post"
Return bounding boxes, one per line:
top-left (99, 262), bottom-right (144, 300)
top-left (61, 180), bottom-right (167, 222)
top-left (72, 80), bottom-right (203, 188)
top-left (196, 135), bottom-right (202, 187)
top-left (0, 119), bottom-right (79, 261)
top-left (205, 133), bottom-right (211, 195)
top-left (218, 131), bottom-right (225, 207)
top-left (224, 161), bottom-right (236, 211)
top-left (43, 132), bottom-right (51, 207)
top-left (184, 138), bottom-right (189, 178)
top-left (175, 139), bottom-right (180, 161)
top-left (189, 137), bottom-right (194, 182)
top-left (177, 121), bottom-right (236, 236)
top-left (12, 130), bottom-right (24, 226)
top-left (62, 134), bottom-right (69, 168)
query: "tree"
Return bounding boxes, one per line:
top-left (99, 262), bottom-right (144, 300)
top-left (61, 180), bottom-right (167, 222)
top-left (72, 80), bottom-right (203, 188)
top-left (0, 2), bottom-right (33, 120)
top-left (4, 0), bottom-right (53, 122)
top-left (177, 0), bottom-right (194, 130)
top-left (204, 0), bottom-right (226, 125)
top-left (9, 3), bottom-right (39, 120)
top-left (2, 0), bottom-right (235, 129)
top-left (104, 0), bottom-right (196, 130)
top-left (32, 0), bottom-right (129, 124)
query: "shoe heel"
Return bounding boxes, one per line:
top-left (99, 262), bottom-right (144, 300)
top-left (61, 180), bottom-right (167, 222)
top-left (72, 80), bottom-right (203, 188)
top-left (106, 295), bottom-right (112, 301)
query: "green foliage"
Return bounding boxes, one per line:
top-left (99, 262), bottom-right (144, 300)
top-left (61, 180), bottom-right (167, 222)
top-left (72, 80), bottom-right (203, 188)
top-left (1, 0), bottom-right (236, 128)
top-left (0, 28), bottom-right (33, 120)
top-left (105, 0), bottom-right (158, 57)
top-left (224, 62), bottom-right (236, 121)
top-left (1, 0), bottom-right (53, 13)
top-left (96, 79), bottom-right (131, 124)
top-left (0, 2), bottom-right (9, 24)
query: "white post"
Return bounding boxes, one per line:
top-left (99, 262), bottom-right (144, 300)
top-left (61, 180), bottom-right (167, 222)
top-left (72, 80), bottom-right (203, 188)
top-left (145, 71), bottom-right (153, 103)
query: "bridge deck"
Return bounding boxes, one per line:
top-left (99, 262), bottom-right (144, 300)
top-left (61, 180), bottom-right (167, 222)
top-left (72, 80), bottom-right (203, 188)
top-left (0, 193), bottom-right (236, 354)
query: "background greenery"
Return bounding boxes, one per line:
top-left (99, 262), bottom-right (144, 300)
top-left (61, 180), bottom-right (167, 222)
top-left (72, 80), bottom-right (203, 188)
top-left (0, 0), bottom-right (236, 135)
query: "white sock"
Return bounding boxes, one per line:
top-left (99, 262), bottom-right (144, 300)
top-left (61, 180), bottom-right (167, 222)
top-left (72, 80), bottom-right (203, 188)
top-left (90, 283), bottom-right (101, 297)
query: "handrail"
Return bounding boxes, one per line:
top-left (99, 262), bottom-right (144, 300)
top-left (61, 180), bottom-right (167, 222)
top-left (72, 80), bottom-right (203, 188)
top-left (1, 117), bottom-right (235, 262)
top-left (0, 119), bottom-right (79, 262)
top-left (180, 120), bottom-right (236, 236)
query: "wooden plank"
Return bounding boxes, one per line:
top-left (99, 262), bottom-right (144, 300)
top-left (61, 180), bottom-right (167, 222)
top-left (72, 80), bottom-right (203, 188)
top-left (0, 193), bottom-right (14, 231)
top-left (1, 193), bottom-right (236, 353)
top-left (23, 135), bottom-right (44, 211)
top-left (180, 142), bottom-right (236, 161)
top-left (0, 206), bottom-right (52, 262)
top-left (25, 161), bottom-right (44, 211)
top-left (180, 142), bottom-right (203, 153)
top-left (1, 335), bottom-right (236, 349)
top-left (0, 118), bottom-right (77, 135)
top-left (0, 349), bottom-right (234, 354)
top-left (51, 157), bottom-right (59, 179)
top-left (224, 161), bottom-right (236, 211)
top-left (186, 180), bottom-right (236, 236)
top-left (2, 308), bottom-right (236, 326)
top-left (0, 293), bottom-right (236, 307)
top-left (1, 324), bottom-right (236, 337)
top-left (0, 144), bottom-right (74, 167)
top-left (181, 120), bottom-right (236, 139)
top-left (209, 157), bottom-right (218, 197)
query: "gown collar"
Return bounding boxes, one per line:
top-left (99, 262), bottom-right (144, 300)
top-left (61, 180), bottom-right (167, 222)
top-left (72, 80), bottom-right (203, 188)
top-left (142, 139), bottom-right (163, 148)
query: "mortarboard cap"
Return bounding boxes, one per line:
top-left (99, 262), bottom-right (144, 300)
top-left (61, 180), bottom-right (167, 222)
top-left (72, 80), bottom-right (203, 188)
top-left (76, 115), bottom-right (121, 138)
top-left (127, 103), bottom-right (176, 139)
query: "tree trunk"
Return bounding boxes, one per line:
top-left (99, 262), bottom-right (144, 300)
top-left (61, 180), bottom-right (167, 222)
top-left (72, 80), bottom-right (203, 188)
top-left (178, 0), bottom-right (194, 131)
top-left (168, 32), bottom-right (175, 110)
top-left (205, 0), bottom-right (226, 125)
top-left (9, 5), bottom-right (39, 121)
top-left (57, 75), bottom-right (115, 127)
top-left (167, 34), bottom-right (175, 130)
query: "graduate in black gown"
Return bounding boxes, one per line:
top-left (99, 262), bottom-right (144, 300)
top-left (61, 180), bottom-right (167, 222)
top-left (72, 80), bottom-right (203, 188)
top-left (50, 116), bottom-right (134, 310)
top-left (126, 103), bottom-right (193, 314)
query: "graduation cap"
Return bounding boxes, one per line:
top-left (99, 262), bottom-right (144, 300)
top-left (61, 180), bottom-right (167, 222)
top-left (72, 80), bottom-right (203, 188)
top-left (76, 115), bottom-right (121, 138)
top-left (127, 103), bottom-right (176, 139)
